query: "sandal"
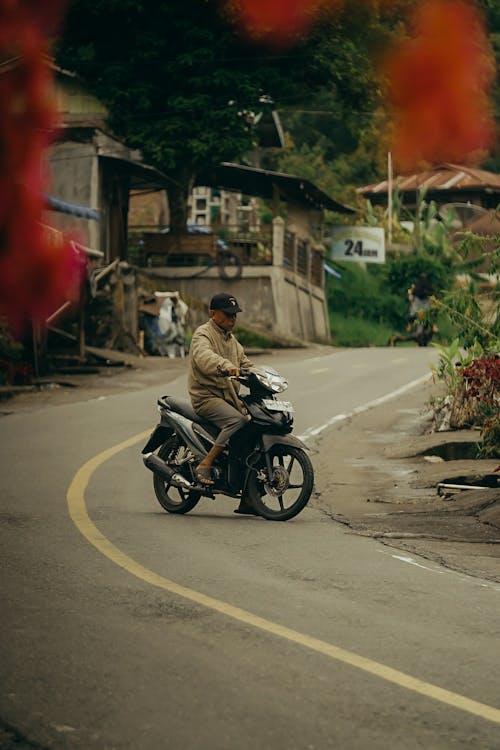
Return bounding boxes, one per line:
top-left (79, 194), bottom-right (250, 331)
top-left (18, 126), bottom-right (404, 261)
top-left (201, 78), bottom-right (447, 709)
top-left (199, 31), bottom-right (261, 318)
top-left (195, 466), bottom-right (214, 485)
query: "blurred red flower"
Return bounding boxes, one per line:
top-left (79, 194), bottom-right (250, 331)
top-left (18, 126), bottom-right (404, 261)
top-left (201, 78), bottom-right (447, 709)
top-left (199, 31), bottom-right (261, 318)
top-left (382, 0), bottom-right (496, 170)
top-left (225, 0), bottom-right (335, 46)
top-left (0, 0), bottom-right (83, 333)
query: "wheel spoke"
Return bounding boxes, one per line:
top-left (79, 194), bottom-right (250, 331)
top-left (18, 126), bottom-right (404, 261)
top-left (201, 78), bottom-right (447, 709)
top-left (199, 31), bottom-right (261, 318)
top-left (286, 456), bottom-right (295, 473)
top-left (288, 483), bottom-right (303, 489)
top-left (277, 494), bottom-right (285, 510)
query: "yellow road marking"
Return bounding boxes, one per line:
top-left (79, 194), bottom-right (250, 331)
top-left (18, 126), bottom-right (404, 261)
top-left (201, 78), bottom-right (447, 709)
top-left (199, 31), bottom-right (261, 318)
top-left (67, 431), bottom-right (500, 726)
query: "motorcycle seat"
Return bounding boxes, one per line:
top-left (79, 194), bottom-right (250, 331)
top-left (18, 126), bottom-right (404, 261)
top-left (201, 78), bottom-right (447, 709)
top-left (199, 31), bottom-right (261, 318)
top-left (160, 396), bottom-right (219, 436)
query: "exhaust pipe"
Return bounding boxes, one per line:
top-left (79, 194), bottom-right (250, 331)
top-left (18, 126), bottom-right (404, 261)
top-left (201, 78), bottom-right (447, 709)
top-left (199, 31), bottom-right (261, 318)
top-left (143, 454), bottom-right (193, 490)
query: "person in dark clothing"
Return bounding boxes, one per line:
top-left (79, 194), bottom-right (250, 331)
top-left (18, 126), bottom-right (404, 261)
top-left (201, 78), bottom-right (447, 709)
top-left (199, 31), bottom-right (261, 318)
top-left (407, 274), bottom-right (437, 346)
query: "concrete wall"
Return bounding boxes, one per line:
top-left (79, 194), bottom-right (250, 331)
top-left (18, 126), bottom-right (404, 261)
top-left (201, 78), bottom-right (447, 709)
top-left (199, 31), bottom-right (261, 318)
top-left (47, 130), bottom-right (138, 260)
top-left (46, 141), bottom-right (96, 247)
top-left (287, 201), bottom-right (323, 241)
top-left (137, 218), bottom-right (331, 344)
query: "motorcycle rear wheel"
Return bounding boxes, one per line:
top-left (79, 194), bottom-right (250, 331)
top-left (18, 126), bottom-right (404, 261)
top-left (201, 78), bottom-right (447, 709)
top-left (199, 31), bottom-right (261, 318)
top-left (414, 326), bottom-right (433, 346)
top-left (153, 437), bottom-right (201, 514)
top-left (246, 445), bottom-right (314, 521)
top-left (217, 250), bottom-right (242, 280)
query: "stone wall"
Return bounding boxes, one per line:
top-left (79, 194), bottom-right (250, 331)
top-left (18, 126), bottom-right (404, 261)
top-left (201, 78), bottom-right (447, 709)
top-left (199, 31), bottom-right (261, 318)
top-left (136, 218), bottom-right (331, 344)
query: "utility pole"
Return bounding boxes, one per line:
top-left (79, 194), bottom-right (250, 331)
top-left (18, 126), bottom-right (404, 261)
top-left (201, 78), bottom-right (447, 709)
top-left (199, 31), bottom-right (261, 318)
top-left (387, 151), bottom-right (393, 248)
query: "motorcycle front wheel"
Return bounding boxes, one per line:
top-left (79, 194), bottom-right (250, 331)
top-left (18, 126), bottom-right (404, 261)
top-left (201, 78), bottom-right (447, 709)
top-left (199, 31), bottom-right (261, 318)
top-left (153, 437), bottom-right (201, 514)
top-left (246, 445), bottom-right (314, 521)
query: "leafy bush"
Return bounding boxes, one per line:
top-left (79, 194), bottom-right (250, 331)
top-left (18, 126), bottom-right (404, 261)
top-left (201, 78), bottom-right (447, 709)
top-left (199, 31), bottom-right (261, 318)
top-left (457, 355), bottom-right (500, 427)
top-left (329, 313), bottom-right (394, 347)
top-left (431, 340), bottom-right (500, 455)
top-left (234, 325), bottom-right (281, 349)
top-left (434, 286), bottom-right (500, 351)
top-left (327, 263), bottom-right (405, 329)
top-left (479, 417), bottom-right (500, 459)
top-left (384, 255), bottom-right (451, 299)
top-left (326, 253), bottom-right (452, 338)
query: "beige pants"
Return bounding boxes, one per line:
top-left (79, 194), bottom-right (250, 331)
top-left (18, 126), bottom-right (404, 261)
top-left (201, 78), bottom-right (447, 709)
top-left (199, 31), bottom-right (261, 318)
top-left (194, 397), bottom-right (249, 447)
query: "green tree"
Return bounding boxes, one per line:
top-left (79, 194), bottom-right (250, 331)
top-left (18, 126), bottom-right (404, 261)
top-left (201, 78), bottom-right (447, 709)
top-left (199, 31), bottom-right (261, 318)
top-left (55, 0), bottom-right (388, 230)
top-left (275, 0), bottom-right (499, 193)
top-left (475, 0), bottom-right (500, 171)
top-left (266, 1), bottom-right (415, 195)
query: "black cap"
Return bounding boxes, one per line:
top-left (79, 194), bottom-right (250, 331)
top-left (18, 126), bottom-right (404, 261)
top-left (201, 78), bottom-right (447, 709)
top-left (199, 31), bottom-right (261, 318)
top-left (209, 293), bottom-right (242, 314)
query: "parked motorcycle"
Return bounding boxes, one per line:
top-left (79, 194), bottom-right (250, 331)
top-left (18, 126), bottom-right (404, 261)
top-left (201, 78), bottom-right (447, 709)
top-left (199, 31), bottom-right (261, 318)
top-left (142, 365), bottom-right (314, 521)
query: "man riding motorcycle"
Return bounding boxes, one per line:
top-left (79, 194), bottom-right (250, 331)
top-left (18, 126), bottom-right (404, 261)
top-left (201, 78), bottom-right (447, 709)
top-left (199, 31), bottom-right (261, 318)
top-left (188, 292), bottom-right (256, 513)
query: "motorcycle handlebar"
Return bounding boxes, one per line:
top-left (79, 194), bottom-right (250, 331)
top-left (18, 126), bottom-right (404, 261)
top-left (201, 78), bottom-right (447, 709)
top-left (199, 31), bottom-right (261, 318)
top-left (217, 367), bottom-right (251, 378)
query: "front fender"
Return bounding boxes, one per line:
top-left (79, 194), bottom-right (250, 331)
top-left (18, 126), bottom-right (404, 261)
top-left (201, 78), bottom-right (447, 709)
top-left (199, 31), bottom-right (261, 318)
top-left (261, 433), bottom-right (310, 453)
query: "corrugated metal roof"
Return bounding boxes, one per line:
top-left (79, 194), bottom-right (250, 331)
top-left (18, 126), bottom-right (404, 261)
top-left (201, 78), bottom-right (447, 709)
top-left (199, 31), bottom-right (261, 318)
top-left (358, 163), bottom-right (500, 196)
top-left (99, 155), bottom-right (176, 191)
top-left (197, 163), bottom-right (355, 214)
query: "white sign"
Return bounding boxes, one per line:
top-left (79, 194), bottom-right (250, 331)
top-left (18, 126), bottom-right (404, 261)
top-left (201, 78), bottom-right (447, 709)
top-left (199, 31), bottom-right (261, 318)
top-left (330, 227), bottom-right (385, 264)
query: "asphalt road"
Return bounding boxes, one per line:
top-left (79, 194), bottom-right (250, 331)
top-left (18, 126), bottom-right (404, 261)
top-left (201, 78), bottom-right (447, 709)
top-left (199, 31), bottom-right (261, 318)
top-left (1, 347), bottom-right (499, 749)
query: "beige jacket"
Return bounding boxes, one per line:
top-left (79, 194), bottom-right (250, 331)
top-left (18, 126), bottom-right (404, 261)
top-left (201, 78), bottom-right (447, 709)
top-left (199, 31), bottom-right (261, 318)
top-left (188, 320), bottom-right (253, 413)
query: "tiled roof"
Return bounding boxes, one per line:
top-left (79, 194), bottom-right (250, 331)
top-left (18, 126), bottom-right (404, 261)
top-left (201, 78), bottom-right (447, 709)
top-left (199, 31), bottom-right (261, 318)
top-left (358, 163), bottom-right (500, 195)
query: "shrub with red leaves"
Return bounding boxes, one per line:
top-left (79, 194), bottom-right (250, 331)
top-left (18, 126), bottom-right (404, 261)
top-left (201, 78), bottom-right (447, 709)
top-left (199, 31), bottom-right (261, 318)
top-left (460, 356), bottom-right (500, 406)
top-left (0, 0), bottom-right (83, 334)
top-left (457, 355), bottom-right (500, 433)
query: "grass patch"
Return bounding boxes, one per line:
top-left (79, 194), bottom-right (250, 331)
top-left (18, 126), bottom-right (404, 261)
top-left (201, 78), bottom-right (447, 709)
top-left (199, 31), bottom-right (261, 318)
top-left (329, 313), bottom-right (395, 347)
top-left (329, 310), bottom-right (459, 348)
top-left (185, 324), bottom-right (286, 350)
top-left (234, 325), bottom-right (276, 349)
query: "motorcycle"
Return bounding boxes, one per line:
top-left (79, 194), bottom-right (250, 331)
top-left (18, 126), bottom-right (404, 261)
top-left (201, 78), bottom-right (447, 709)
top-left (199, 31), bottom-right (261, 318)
top-left (407, 294), bottom-right (437, 347)
top-left (141, 365), bottom-right (314, 521)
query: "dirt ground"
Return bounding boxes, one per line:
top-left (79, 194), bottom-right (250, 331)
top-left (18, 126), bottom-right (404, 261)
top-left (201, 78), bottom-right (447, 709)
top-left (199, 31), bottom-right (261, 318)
top-left (2, 346), bottom-right (499, 583)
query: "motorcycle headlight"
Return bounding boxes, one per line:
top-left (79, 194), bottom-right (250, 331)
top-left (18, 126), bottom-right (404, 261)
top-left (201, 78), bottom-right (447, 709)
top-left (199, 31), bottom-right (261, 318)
top-left (253, 366), bottom-right (288, 393)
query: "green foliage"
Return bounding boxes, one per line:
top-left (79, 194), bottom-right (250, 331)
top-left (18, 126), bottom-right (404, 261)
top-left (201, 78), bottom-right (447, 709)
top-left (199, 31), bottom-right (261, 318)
top-left (326, 250), bottom-right (455, 339)
top-left (327, 262), bottom-right (406, 330)
top-left (186, 325), bottom-right (276, 350)
top-left (478, 1), bottom-right (500, 172)
top-left (55, 2), bottom-right (272, 224)
top-left (55, 0), bottom-right (392, 228)
top-left (384, 254), bottom-right (451, 297)
top-left (234, 325), bottom-right (276, 349)
top-left (433, 352), bottom-right (500, 453)
top-left (276, 2), bottom-right (500, 191)
top-left (272, 0), bottom-right (415, 193)
top-left (479, 416), bottom-right (500, 458)
top-left (430, 338), bottom-right (479, 396)
top-left (456, 222), bottom-right (500, 278)
top-left (329, 312), bottom-right (394, 347)
top-left (434, 288), bottom-right (500, 351)
top-left (275, 141), bottom-right (341, 202)
top-left (430, 238), bottom-right (499, 451)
